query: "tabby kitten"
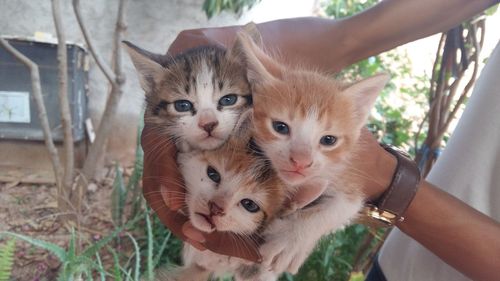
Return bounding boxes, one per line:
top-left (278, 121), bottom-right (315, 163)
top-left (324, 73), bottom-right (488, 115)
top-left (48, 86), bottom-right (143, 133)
top-left (234, 31), bottom-right (389, 274)
top-left (124, 40), bottom-right (252, 152)
top-left (168, 131), bottom-right (286, 281)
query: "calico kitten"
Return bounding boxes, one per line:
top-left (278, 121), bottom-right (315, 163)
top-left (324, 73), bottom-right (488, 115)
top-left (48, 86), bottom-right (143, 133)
top-left (124, 40), bottom-right (252, 152)
top-left (167, 132), bottom-right (286, 281)
top-left (235, 31), bottom-right (389, 274)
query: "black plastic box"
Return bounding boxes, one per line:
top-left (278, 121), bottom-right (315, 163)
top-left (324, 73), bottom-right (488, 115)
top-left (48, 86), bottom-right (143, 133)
top-left (0, 37), bottom-right (88, 142)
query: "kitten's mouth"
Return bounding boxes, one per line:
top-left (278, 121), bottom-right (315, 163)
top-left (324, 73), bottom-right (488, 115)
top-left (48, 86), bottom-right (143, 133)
top-left (195, 212), bottom-right (215, 229)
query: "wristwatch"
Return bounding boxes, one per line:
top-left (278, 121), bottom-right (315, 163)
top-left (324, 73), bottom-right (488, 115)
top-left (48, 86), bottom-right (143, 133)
top-left (361, 144), bottom-right (421, 227)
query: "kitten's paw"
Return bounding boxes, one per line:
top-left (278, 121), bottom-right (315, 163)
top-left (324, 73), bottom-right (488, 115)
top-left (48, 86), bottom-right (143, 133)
top-left (260, 220), bottom-right (315, 274)
top-left (291, 178), bottom-right (329, 209)
top-left (260, 237), bottom-right (313, 274)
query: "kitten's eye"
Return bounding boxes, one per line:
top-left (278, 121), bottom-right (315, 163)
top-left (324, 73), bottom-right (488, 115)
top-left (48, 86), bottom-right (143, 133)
top-left (320, 135), bottom-right (337, 146)
top-left (174, 100), bottom-right (193, 112)
top-left (240, 199), bottom-right (260, 213)
top-left (218, 94), bottom-right (238, 106)
top-left (206, 166), bottom-right (221, 184)
top-left (272, 121), bottom-right (290, 135)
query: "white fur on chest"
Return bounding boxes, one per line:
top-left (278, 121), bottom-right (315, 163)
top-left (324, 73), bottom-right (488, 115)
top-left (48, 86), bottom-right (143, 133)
top-left (183, 244), bottom-right (250, 278)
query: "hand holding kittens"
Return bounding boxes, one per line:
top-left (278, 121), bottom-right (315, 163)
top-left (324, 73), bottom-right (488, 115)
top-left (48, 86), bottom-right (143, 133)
top-left (141, 122), bottom-right (262, 262)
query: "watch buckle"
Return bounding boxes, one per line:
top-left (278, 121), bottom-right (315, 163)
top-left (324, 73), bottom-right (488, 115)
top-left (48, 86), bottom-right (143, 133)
top-left (364, 205), bottom-right (401, 226)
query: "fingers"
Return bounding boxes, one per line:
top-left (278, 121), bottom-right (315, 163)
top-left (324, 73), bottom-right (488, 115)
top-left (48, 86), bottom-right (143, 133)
top-left (203, 231), bottom-right (262, 263)
top-left (183, 221), bottom-right (263, 263)
top-left (182, 221), bottom-right (206, 243)
top-left (142, 123), bottom-right (186, 210)
top-left (167, 26), bottom-right (239, 56)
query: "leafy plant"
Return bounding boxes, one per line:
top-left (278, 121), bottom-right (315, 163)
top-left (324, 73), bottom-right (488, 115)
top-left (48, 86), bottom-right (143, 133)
top-left (0, 215), bottom-right (141, 281)
top-left (202, 0), bottom-right (261, 18)
top-left (112, 162), bottom-right (127, 227)
top-left (0, 239), bottom-right (16, 281)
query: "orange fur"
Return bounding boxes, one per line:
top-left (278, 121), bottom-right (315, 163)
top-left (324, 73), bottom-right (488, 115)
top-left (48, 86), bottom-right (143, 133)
top-left (235, 30), bottom-right (389, 192)
top-left (200, 136), bottom-right (286, 224)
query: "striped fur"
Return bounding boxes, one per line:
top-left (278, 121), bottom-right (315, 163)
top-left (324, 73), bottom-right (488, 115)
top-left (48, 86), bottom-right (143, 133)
top-left (124, 42), bottom-right (252, 151)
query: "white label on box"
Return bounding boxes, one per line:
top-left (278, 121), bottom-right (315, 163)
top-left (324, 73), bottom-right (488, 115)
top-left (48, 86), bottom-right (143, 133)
top-left (0, 91), bottom-right (31, 123)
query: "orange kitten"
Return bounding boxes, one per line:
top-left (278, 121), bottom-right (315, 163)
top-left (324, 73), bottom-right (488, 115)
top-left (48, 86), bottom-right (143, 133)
top-left (235, 31), bottom-right (389, 274)
top-left (166, 130), bottom-right (286, 281)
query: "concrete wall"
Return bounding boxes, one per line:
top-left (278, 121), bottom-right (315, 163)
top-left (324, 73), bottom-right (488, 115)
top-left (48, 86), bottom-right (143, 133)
top-left (0, 0), bottom-right (316, 167)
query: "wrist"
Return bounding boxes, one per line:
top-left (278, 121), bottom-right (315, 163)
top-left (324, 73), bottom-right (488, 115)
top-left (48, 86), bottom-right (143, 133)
top-left (363, 144), bottom-right (422, 227)
top-left (361, 143), bottom-right (398, 200)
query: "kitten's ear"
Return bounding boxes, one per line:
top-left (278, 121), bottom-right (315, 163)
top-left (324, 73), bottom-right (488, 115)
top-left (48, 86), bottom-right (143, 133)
top-left (342, 73), bottom-right (390, 127)
top-left (122, 41), bottom-right (165, 94)
top-left (234, 28), bottom-right (283, 86)
top-left (241, 22), bottom-right (263, 48)
top-left (228, 22), bottom-right (263, 59)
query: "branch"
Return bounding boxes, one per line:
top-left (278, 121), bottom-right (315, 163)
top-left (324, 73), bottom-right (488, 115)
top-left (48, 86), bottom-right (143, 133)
top-left (434, 24), bottom-right (482, 147)
top-left (0, 38), bottom-right (64, 189)
top-left (79, 0), bottom-right (127, 182)
top-left (52, 0), bottom-right (74, 193)
top-left (72, 0), bottom-right (116, 83)
top-left (429, 33), bottom-right (446, 102)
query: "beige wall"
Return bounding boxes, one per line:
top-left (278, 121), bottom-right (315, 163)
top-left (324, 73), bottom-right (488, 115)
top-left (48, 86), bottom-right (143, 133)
top-left (0, 0), bottom-right (316, 171)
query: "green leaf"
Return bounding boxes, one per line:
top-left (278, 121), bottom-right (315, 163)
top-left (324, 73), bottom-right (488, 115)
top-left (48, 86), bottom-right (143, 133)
top-left (67, 228), bottom-right (76, 263)
top-left (129, 115), bottom-right (145, 218)
top-left (145, 211), bottom-right (154, 281)
top-left (81, 215), bottom-right (141, 258)
top-left (0, 232), bottom-right (66, 261)
top-left (153, 231), bottom-right (171, 269)
top-left (125, 233), bottom-right (141, 281)
top-left (112, 163), bottom-right (126, 227)
top-left (0, 239), bottom-right (16, 281)
top-left (202, 0), bottom-right (261, 18)
top-left (94, 253), bottom-right (107, 281)
top-left (107, 247), bottom-right (123, 281)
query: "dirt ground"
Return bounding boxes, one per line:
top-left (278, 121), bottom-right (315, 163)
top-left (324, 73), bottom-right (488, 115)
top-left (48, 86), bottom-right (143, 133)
top-left (0, 167), bottom-right (132, 281)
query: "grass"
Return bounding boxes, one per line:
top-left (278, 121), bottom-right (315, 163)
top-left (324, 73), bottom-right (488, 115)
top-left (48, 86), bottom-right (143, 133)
top-left (0, 120), bottom-right (383, 281)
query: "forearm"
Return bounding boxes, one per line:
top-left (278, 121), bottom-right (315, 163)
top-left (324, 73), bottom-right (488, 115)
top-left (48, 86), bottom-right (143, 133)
top-left (170, 0), bottom-right (496, 72)
top-left (397, 180), bottom-right (500, 281)
top-left (341, 0), bottom-right (497, 65)
top-left (257, 0), bottom-right (496, 72)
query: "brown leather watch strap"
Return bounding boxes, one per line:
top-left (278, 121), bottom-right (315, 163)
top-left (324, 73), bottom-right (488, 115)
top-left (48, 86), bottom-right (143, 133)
top-left (373, 144), bottom-right (421, 220)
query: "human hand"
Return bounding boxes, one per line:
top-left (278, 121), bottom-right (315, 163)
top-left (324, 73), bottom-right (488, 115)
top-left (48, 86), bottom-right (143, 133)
top-left (141, 28), bottom-right (263, 262)
top-left (353, 128), bottom-right (397, 200)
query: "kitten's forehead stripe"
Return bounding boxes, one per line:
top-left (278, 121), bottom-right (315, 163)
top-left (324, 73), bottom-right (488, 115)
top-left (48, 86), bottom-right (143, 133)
top-left (143, 45), bottom-right (252, 151)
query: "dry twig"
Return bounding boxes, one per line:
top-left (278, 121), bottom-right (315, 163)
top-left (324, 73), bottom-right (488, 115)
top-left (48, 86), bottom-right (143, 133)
top-left (51, 0), bottom-right (74, 200)
top-left (415, 19), bottom-right (485, 176)
top-left (0, 38), bottom-right (64, 190)
top-left (71, 0), bottom-right (128, 206)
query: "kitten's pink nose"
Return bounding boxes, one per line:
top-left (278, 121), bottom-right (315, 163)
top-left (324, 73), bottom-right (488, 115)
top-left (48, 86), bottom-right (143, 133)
top-left (208, 200), bottom-right (225, 217)
top-left (199, 121), bottom-right (219, 134)
top-left (290, 156), bottom-right (313, 170)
